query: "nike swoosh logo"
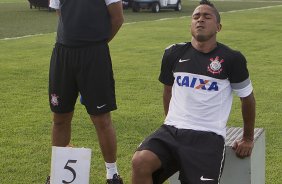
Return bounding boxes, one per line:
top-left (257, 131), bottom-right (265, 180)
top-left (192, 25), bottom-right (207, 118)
top-left (200, 176), bottom-right (214, 181)
top-left (97, 104), bottom-right (107, 109)
top-left (179, 58), bottom-right (190, 63)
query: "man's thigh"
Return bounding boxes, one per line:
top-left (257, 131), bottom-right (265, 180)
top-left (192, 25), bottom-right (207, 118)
top-left (137, 125), bottom-right (181, 184)
top-left (177, 130), bottom-right (225, 184)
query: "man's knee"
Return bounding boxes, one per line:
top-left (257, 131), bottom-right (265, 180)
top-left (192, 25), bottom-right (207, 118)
top-left (91, 112), bottom-right (112, 129)
top-left (132, 152), bottom-right (144, 170)
top-left (132, 150), bottom-right (161, 174)
top-left (53, 112), bottom-right (73, 125)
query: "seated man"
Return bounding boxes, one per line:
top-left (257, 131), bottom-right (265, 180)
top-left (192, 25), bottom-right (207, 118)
top-left (131, 0), bottom-right (256, 183)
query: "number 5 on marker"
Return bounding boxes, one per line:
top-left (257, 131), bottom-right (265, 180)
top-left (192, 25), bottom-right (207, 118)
top-left (50, 146), bottom-right (92, 184)
top-left (63, 160), bottom-right (77, 183)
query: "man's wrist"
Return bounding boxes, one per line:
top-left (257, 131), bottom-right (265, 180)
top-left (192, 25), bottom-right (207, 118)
top-left (242, 136), bottom-right (254, 142)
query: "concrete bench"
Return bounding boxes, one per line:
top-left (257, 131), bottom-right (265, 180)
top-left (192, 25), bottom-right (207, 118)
top-left (168, 127), bottom-right (265, 184)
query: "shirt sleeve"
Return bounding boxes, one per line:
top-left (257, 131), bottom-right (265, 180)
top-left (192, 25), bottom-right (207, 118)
top-left (159, 45), bottom-right (176, 86)
top-left (231, 78), bottom-right (253, 97)
top-left (49, 0), bottom-right (60, 9)
top-left (229, 52), bottom-right (253, 97)
top-left (105, 0), bottom-right (121, 6)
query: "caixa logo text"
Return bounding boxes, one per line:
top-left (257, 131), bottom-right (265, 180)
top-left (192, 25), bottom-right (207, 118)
top-left (176, 75), bottom-right (218, 91)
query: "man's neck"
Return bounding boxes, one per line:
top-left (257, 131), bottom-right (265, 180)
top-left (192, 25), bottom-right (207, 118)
top-left (191, 38), bottom-right (217, 53)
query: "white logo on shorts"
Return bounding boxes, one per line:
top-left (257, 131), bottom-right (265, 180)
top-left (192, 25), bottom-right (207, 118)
top-left (97, 104), bottom-right (107, 109)
top-left (200, 176), bottom-right (214, 181)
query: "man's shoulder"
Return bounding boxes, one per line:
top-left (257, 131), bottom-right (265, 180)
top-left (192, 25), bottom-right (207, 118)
top-left (164, 42), bottom-right (190, 56)
top-left (165, 42), bottom-right (189, 50)
top-left (217, 42), bottom-right (243, 56)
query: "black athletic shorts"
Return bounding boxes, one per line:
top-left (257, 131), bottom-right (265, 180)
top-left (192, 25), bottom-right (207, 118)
top-left (49, 42), bottom-right (117, 115)
top-left (137, 125), bottom-right (225, 184)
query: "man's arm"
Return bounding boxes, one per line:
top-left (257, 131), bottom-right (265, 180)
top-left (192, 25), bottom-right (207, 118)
top-left (163, 85), bottom-right (172, 116)
top-left (232, 92), bottom-right (256, 158)
top-left (107, 1), bottom-right (124, 42)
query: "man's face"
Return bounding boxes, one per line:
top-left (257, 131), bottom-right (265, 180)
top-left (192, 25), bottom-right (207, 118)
top-left (190, 5), bottom-right (221, 42)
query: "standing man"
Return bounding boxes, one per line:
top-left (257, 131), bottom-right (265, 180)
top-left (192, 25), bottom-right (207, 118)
top-left (131, 0), bottom-right (256, 183)
top-left (48, 0), bottom-right (124, 183)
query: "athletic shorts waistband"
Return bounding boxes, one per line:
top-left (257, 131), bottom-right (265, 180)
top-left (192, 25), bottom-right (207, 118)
top-left (55, 40), bottom-right (107, 48)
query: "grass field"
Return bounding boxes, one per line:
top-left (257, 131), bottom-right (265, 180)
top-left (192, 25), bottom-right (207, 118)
top-left (0, 0), bottom-right (282, 183)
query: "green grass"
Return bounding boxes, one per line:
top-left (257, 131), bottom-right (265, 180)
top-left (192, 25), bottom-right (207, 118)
top-left (1, 0), bottom-right (282, 38)
top-left (0, 1), bottom-right (282, 184)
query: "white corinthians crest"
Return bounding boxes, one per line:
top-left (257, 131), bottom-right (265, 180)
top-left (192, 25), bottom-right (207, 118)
top-left (51, 94), bottom-right (59, 106)
top-left (208, 56), bottom-right (224, 74)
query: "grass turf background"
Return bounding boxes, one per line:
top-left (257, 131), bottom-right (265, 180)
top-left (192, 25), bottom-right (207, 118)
top-left (0, 1), bottom-right (282, 183)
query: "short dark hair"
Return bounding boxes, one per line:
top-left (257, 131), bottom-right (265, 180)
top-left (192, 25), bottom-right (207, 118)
top-left (199, 0), bottom-right (221, 23)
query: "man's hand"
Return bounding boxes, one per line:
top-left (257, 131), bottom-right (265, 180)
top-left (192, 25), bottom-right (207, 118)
top-left (232, 138), bottom-right (254, 158)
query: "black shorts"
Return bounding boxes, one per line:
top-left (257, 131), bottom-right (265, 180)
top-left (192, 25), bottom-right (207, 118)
top-left (137, 125), bottom-right (225, 184)
top-left (49, 42), bottom-right (117, 115)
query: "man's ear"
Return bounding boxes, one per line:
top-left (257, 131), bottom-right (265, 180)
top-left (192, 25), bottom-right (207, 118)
top-left (217, 23), bottom-right (222, 33)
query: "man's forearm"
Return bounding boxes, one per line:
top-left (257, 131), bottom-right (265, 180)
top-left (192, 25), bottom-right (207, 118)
top-left (163, 85), bottom-right (172, 116)
top-left (241, 92), bottom-right (256, 140)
